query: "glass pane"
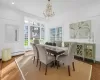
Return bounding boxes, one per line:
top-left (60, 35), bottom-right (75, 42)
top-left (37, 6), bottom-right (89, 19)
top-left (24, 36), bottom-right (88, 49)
top-left (41, 28), bottom-right (45, 39)
top-left (24, 26), bottom-right (28, 46)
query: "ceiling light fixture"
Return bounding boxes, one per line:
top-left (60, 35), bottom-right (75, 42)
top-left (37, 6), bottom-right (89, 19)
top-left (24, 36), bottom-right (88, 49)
top-left (12, 2), bottom-right (15, 4)
top-left (43, 0), bottom-right (55, 18)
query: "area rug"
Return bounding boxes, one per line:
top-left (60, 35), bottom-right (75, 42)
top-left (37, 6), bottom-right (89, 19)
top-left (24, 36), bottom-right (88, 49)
top-left (1, 54), bottom-right (92, 80)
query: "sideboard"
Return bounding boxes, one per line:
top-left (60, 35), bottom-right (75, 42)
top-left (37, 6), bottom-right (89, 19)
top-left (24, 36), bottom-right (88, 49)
top-left (64, 42), bottom-right (96, 63)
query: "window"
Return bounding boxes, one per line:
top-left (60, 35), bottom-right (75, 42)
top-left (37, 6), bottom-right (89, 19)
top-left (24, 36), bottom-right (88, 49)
top-left (50, 27), bottom-right (62, 42)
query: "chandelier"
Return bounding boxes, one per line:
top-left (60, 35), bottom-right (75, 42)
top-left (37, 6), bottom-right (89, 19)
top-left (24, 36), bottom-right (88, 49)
top-left (43, 0), bottom-right (55, 18)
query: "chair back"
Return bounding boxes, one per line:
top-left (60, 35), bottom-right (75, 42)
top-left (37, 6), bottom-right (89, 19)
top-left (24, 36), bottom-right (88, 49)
top-left (64, 42), bottom-right (71, 47)
top-left (31, 43), bottom-right (39, 59)
top-left (36, 44), bottom-right (47, 64)
top-left (45, 42), bottom-right (48, 45)
top-left (55, 41), bottom-right (62, 47)
top-left (68, 42), bottom-right (77, 54)
top-left (52, 42), bottom-right (56, 46)
top-left (67, 42), bottom-right (77, 63)
top-left (34, 39), bottom-right (40, 44)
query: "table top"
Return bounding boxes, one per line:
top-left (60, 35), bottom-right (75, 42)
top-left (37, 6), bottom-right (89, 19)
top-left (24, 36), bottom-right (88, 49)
top-left (45, 45), bottom-right (68, 49)
top-left (39, 44), bottom-right (68, 55)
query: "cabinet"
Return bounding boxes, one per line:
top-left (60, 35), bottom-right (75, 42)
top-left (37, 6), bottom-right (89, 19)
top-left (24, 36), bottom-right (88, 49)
top-left (75, 43), bottom-right (84, 59)
top-left (64, 42), bottom-right (95, 63)
top-left (84, 44), bottom-right (95, 62)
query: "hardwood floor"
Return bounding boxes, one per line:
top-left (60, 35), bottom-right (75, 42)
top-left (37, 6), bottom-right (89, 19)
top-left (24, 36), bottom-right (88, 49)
top-left (91, 63), bottom-right (100, 80)
top-left (1, 54), bottom-right (100, 80)
top-left (0, 59), bottom-right (2, 80)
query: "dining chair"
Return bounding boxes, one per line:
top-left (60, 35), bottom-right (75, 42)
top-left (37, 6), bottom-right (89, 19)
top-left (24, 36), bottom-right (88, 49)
top-left (34, 39), bottom-right (40, 44)
top-left (64, 42), bottom-right (71, 47)
top-left (57, 42), bottom-right (77, 76)
top-left (45, 42), bottom-right (48, 45)
top-left (55, 41), bottom-right (62, 47)
top-left (36, 44), bottom-right (55, 75)
top-left (31, 43), bottom-right (39, 67)
top-left (52, 42), bottom-right (56, 46)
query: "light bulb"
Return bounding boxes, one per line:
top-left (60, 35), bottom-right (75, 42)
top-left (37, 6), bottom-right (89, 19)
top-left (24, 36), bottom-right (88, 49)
top-left (12, 2), bottom-right (15, 4)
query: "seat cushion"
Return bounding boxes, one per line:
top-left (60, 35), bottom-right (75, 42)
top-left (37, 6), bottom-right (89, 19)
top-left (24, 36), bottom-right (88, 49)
top-left (57, 55), bottom-right (68, 64)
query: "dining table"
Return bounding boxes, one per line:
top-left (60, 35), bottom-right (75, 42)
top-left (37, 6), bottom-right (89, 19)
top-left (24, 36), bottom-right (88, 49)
top-left (43, 45), bottom-right (68, 67)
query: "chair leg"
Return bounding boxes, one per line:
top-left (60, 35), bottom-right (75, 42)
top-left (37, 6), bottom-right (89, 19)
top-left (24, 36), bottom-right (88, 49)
top-left (57, 61), bottom-right (59, 69)
top-left (54, 61), bottom-right (56, 67)
top-left (45, 65), bottom-right (48, 75)
top-left (36, 59), bottom-right (39, 67)
top-left (72, 62), bottom-right (75, 71)
top-left (68, 65), bottom-right (71, 76)
top-left (54, 55), bottom-right (56, 67)
top-left (33, 56), bottom-right (35, 63)
top-left (63, 63), bottom-right (64, 65)
top-left (39, 61), bottom-right (41, 71)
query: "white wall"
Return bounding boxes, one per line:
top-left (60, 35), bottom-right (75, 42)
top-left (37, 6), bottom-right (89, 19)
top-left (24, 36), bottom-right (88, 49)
top-left (0, 4), bottom-right (46, 58)
top-left (0, 5), bottom-right (25, 58)
top-left (47, 2), bottom-right (100, 61)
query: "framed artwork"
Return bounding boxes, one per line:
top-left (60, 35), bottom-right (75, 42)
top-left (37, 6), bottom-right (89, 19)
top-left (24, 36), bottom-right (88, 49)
top-left (70, 20), bottom-right (91, 39)
top-left (5, 24), bottom-right (19, 43)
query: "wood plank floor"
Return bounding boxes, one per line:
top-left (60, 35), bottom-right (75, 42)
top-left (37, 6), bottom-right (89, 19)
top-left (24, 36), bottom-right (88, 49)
top-left (1, 54), bottom-right (100, 80)
top-left (91, 63), bottom-right (100, 80)
top-left (0, 59), bottom-right (2, 80)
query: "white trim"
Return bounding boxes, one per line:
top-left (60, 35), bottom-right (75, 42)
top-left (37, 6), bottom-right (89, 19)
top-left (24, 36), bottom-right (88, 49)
top-left (15, 59), bottom-right (26, 80)
top-left (0, 51), bottom-right (25, 59)
top-left (89, 65), bottom-right (92, 80)
top-left (12, 51), bottom-right (25, 56)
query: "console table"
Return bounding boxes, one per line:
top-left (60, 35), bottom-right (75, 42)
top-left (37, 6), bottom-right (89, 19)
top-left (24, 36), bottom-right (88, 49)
top-left (64, 42), bottom-right (96, 63)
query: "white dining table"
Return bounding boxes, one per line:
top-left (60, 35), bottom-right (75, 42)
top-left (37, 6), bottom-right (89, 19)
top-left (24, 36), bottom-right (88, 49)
top-left (36, 44), bottom-right (69, 67)
top-left (37, 44), bottom-right (69, 56)
top-left (39, 44), bottom-right (68, 51)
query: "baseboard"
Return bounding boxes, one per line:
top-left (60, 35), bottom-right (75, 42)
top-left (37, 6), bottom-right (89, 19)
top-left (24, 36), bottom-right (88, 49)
top-left (74, 56), bottom-right (94, 63)
top-left (74, 56), bottom-right (100, 64)
top-left (95, 61), bottom-right (100, 63)
top-left (25, 50), bottom-right (32, 52)
top-left (0, 51), bottom-right (25, 59)
top-left (12, 51), bottom-right (25, 56)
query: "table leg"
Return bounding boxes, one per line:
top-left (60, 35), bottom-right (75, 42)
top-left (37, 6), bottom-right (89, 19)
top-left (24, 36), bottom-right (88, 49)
top-left (50, 55), bottom-right (60, 67)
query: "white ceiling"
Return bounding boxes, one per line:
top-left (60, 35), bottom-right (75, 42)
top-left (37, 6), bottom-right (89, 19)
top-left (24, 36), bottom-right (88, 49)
top-left (1, 0), bottom-right (100, 18)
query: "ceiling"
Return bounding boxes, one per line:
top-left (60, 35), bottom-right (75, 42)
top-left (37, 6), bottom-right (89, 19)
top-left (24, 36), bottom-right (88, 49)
top-left (0, 0), bottom-right (100, 18)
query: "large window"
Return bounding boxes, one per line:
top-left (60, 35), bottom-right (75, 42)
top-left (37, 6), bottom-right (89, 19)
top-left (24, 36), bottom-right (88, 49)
top-left (41, 27), bottom-right (45, 39)
top-left (30, 26), bottom-right (40, 39)
top-left (24, 25), bottom-right (28, 46)
top-left (56, 27), bottom-right (62, 41)
top-left (50, 28), bottom-right (56, 42)
top-left (50, 27), bottom-right (62, 42)
top-left (24, 22), bottom-right (45, 47)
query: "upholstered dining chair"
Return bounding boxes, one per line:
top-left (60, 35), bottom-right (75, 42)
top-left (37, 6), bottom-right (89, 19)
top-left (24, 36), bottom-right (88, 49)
top-left (34, 39), bottom-right (40, 44)
top-left (31, 43), bottom-right (39, 67)
top-left (57, 42), bottom-right (77, 76)
top-left (36, 44), bottom-right (55, 75)
top-left (55, 41), bottom-right (62, 47)
top-left (52, 42), bottom-right (56, 46)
